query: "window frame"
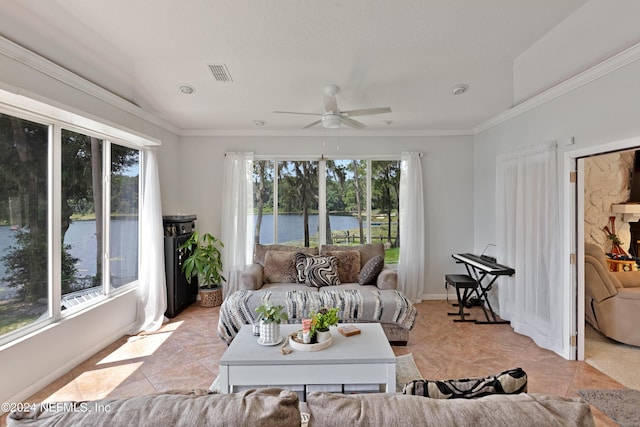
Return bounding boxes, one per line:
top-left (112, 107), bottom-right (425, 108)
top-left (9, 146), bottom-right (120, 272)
top-left (0, 92), bottom-right (150, 347)
top-left (56, 124), bottom-right (142, 319)
top-left (252, 154), bottom-right (401, 248)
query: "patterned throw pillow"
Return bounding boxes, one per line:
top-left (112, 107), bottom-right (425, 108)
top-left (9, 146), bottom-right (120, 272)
top-left (295, 252), bottom-right (311, 283)
top-left (402, 368), bottom-right (527, 399)
top-left (263, 250), bottom-right (297, 283)
top-left (358, 255), bottom-right (384, 285)
top-left (325, 250), bottom-right (361, 283)
top-left (304, 256), bottom-right (341, 287)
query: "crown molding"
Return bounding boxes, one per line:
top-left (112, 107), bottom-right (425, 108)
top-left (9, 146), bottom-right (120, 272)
top-left (9, 31), bottom-right (637, 140)
top-left (180, 128), bottom-right (474, 137)
top-left (0, 35), bottom-right (181, 135)
top-left (474, 41), bottom-right (640, 134)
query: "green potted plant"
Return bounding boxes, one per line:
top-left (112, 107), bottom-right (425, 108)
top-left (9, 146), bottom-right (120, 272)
top-left (310, 307), bottom-right (339, 343)
top-left (255, 303), bottom-right (288, 344)
top-left (179, 231), bottom-right (225, 307)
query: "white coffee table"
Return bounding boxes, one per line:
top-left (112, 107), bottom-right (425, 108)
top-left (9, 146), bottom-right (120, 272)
top-left (215, 323), bottom-right (396, 399)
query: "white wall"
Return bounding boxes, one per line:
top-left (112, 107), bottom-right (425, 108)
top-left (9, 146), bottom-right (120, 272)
top-left (0, 40), bottom-right (181, 404)
top-left (475, 57), bottom-right (640, 253)
top-left (474, 51), bottom-right (640, 359)
top-left (1, 290), bottom-right (138, 404)
top-left (513, 0), bottom-right (640, 104)
top-left (178, 134), bottom-right (475, 300)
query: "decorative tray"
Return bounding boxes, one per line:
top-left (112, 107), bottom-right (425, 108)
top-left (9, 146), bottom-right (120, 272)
top-left (288, 331), bottom-right (332, 352)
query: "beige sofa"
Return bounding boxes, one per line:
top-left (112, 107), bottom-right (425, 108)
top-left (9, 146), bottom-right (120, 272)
top-left (8, 388), bottom-right (595, 427)
top-left (239, 243), bottom-right (398, 291)
top-left (584, 243), bottom-right (640, 346)
top-left (218, 243), bottom-right (417, 345)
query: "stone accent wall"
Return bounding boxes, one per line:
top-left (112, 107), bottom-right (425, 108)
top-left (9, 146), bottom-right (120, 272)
top-left (584, 151), bottom-right (634, 252)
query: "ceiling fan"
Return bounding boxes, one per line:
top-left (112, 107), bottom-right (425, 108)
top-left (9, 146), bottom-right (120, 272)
top-left (273, 85), bottom-right (392, 129)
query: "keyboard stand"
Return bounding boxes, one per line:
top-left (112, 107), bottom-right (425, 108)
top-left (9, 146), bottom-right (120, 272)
top-left (466, 270), bottom-right (509, 325)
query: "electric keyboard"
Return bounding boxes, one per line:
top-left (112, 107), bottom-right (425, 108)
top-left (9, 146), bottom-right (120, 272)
top-left (449, 253), bottom-right (515, 324)
top-left (452, 253), bottom-right (515, 275)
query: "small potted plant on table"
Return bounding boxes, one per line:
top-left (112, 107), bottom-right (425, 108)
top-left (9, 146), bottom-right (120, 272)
top-left (255, 303), bottom-right (289, 344)
top-left (179, 231), bottom-right (225, 307)
top-left (310, 307), bottom-right (339, 343)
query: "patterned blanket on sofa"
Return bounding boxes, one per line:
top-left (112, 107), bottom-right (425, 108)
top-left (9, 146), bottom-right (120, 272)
top-left (218, 289), bottom-right (417, 344)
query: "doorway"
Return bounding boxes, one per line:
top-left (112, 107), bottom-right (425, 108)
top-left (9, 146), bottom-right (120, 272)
top-left (572, 140), bottom-right (640, 388)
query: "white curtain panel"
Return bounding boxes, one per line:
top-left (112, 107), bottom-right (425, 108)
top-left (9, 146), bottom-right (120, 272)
top-left (221, 152), bottom-right (254, 299)
top-left (398, 152), bottom-right (425, 303)
top-left (131, 148), bottom-right (167, 333)
top-left (495, 142), bottom-right (563, 353)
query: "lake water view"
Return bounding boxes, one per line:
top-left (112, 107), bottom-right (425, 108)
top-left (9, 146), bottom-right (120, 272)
top-left (255, 214), bottom-right (364, 244)
top-left (0, 214), bottom-right (391, 299)
top-left (0, 219), bottom-right (138, 299)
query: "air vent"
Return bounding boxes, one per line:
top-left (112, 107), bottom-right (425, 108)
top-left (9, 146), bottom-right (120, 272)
top-left (208, 64), bottom-right (233, 82)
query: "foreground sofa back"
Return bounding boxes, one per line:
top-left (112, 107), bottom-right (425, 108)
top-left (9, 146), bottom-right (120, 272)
top-left (305, 391), bottom-right (595, 427)
top-left (8, 389), bottom-right (594, 427)
top-left (8, 389), bottom-right (300, 427)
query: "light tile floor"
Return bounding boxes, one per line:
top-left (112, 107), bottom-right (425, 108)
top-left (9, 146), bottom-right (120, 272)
top-left (3, 300), bottom-right (626, 426)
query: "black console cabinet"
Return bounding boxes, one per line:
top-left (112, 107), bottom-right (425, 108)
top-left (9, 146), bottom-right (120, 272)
top-left (163, 215), bottom-right (198, 318)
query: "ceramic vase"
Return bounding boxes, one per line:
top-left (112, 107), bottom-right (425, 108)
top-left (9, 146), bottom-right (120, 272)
top-left (259, 320), bottom-right (280, 344)
top-left (316, 329), bottom-right (331, 343)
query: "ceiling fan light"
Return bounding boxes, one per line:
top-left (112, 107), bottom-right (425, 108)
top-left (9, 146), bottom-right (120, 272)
top-left (322, 114), bottom-right (342, 129)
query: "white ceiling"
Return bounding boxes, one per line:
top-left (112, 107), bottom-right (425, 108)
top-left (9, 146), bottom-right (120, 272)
top-left (0, 0), bottom-right (587, 132)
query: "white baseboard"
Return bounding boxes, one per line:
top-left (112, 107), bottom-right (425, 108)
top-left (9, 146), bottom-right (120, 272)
top-left (3, 321), bottom-right (136, 409)
top-left (418, 293), bottom-right (453, 301)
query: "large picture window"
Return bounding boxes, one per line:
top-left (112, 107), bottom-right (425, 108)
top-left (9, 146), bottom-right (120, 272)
top-left (0, 113), bottom-right (49, 337)
top-left (0, 110), bottom-right (141, 344)
top-left (277, 161), bottom-right (319, 246)
top-left (252, 158), bottom-right (400, 263)
top-left (109, 145), bottom-right (139, 289)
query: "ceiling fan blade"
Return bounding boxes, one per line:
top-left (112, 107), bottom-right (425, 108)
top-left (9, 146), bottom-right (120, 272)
top-left (341, 117), bottom-right (366, 129)
top-left (342, 107), bottom-right (392, 117)
top-left (273, 110), bottom-right (322, 116)
top-left (324, 95), bottom-right (339, 114)
top-left (303, 120), bottom-right (322, 129)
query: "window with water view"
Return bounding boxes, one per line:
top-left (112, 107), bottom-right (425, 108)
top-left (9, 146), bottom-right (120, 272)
top-left (0, 113), bottom-right (49, 337)
top-left (0, 111), bottom-right (140, 343)
top-left (252, 159), bottom-right (400, 263)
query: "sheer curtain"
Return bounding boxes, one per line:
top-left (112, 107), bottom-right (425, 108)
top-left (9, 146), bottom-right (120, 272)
top-left (131, 147), bottom-right (166, 333)
top-left (495, 142), bottom-right (563, 353)
top-left (398, 152), bottom-right (425, 303)
top-left (221, 152), bottom-right (254, 299)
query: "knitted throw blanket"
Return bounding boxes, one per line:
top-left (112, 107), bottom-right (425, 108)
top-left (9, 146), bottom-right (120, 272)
top-left (218, 289), bottom-right (417, 344)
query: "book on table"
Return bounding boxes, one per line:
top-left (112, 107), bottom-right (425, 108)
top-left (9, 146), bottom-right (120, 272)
top-left (338, 325), bottom-right (361, 337)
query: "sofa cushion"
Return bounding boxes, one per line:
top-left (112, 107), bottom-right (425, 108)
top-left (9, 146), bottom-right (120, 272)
top-left (321, 243), bottom-right (384, 268)
top-left (255, 243), bottom-right (318, 266)
top-left (218, 289), bottom-right (417, 344)
top-left (263, 251), bottom-right (298, 283)
top-left (305, 256), bottom-right (341, 287)
top-left (8, 389), bottom-right (301, 427)
top-left (305, 392), bottom-right (594, 427)
top-left (325, 250), bottom-right (361, 283)
top-left (358, 255), bottom-right (384, 285)
top-left (402, 368), bottom-right (528, 399)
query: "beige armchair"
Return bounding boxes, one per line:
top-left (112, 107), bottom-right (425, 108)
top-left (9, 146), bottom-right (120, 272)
top-left (584, 243), bottom-right (640, 346)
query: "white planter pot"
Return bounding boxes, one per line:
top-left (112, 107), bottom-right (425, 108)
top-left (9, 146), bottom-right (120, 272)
top-left (316, 329), bottom-right (331, 343)
top-left (259, 320), bottom-right (280, 344)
